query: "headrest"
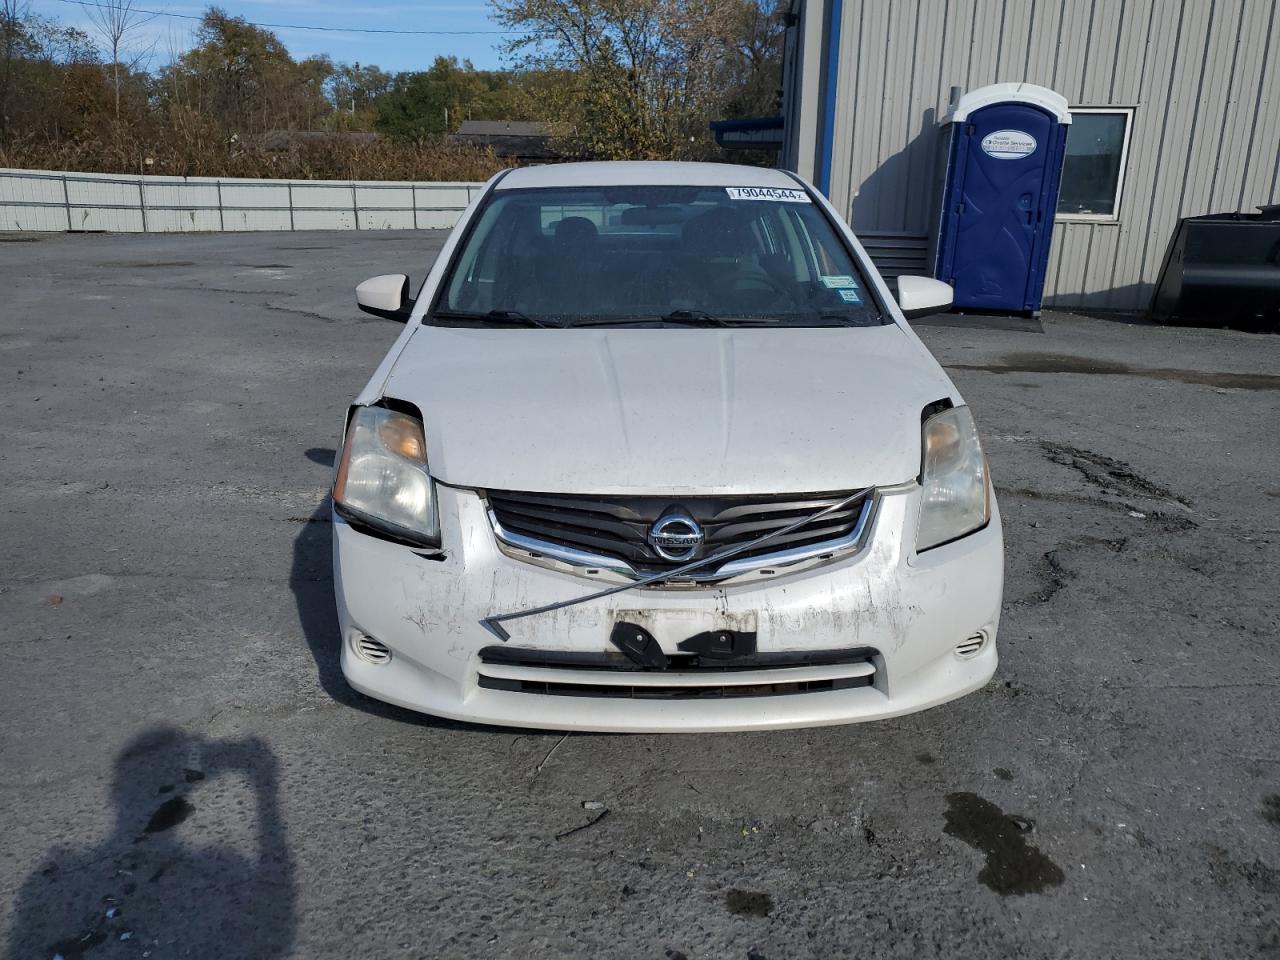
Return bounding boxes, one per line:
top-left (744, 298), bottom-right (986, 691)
top-left (554, 216), bottom-right (598, 245)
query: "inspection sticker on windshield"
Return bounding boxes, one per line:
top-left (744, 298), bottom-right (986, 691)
top-left (821, 275), bottom-right (858, 289)
top-left (725, 186), bottom-right (810, 202)
top-left (837, 289), bottom-right (862, 304)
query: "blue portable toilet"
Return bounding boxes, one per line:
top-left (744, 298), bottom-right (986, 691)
top-left (931, 83), bottom-right (1072, 315)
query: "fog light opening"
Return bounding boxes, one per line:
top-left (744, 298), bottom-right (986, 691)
top-left (955, 632), bottom-right (987, 660)
top-left (351, 633), bottom-right (392, 665)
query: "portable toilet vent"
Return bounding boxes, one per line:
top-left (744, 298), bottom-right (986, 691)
top-left (930, 82), bottom-right (1071, 315)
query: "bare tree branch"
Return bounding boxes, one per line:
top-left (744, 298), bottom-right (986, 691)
top-left (79, 0), bottom-right (157, 119)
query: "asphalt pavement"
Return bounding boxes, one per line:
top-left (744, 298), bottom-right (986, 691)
top-left (1, 230), bottom-right (1278, 959)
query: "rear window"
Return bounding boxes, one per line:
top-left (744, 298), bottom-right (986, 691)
top-left (435, 184), bottom-right (884, 327)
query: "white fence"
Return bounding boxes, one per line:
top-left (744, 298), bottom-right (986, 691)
top-left (0, 168), bottom-right (485, 233)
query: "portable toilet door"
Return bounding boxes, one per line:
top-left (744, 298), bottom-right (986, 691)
top-left (932, 83), bottom-right (1071, 314)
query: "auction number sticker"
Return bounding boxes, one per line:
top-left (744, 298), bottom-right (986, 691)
top-left (726, 186), bottom-right (810, 202)
top-left (980, 129), bottom-right (1037, 159)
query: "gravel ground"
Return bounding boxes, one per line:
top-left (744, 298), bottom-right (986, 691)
top-left (1, 230), bottom-right (1278, 960)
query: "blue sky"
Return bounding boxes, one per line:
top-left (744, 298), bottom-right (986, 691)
top-left (29, 0), bottom-right (512, 72)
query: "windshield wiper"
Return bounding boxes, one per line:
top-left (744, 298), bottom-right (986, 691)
top-left (568, 310), bottom-right (735, 328)
top-left (432, 309), bottom-right (555, 328)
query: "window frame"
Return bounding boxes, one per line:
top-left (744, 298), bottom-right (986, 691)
top-left (1055, 107), bottom-right (1135, 224)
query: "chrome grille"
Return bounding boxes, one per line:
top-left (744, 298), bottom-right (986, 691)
top-left (485, 489), bottom-right (871, 578)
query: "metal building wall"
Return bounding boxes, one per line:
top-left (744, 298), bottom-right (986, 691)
top-left (786, 0), bottom-right (1280, 311)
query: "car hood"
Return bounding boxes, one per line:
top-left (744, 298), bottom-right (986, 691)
top-left (379, 324), bottom-right (956, 495)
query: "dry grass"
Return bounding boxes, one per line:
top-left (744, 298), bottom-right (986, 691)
top-left (0, 123), bottom-right (508, 181)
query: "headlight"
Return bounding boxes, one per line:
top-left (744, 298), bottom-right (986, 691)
top-left (333, 405), bottom-right (439, 546)
top-left (916, 405), bottom-right (990, 551)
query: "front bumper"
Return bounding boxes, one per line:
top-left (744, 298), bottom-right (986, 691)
top-left (334, 484), bottom-right (1003, 733)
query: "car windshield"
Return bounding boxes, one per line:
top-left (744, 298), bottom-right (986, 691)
top-left (434, 184), bottom-right (885, 327)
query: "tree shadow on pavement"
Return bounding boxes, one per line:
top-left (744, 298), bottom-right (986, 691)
top-left (7, 728), bottom-right (294, 960)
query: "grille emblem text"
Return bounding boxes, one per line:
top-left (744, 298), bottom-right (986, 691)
top-left (647, 511), bottom-right (704, 562)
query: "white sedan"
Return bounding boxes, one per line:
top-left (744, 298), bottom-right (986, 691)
top-left (331, 161), bottom-right (1002, 732)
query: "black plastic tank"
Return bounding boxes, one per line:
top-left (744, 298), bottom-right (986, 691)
top-left (1150, 206), bottom-right (1280, 331)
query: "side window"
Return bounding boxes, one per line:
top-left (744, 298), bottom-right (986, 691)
top-left (1057, 109), bottom-right (1133, 220)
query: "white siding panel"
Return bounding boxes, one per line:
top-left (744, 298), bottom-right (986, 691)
top-left (1053, 0), bottom-right (1094, 101)
top-left (1210, 0), bottom-right (1274, 209)
top-left (828, 0), bottom-right (863, 213)
top-left (998, 0), bottom-right (1035, 78)
top-left (415, 184), bottom-right (475, 208)
top-left (71, 207), bottom-right (145, 232)
top-left (902, 0), bottom-right (949, 233)
top-left (1, 206), bottom-right (67, 231)
top-left (1180, 0), bottom-right (1246, 218)
top-left (144, 209), bottom-right (223, 232)
top-left (293, 209), bottom-right (356, 231)
top-left (222, 208), bottom-right (293, 231)
top-left (1236, 0), bottom-right (1280, 209)
top-left (357, 209), bottom-right (417, 230)
top-left (416, 209), bottom-right (464, 229)
top-left (1023, 0), bottom-right (1067, 90)
top-left (142, 180), bottom-right (220, 209)
top-left (355, 184), bottom-right (414, 211)
top-left (1080, 0), bottom-right (1124, 103)
top-left (217, 182), bottom-right (291, 209)
top-left (289, 183), bottom-right (354, 209)
top-left (1134, 1), bottom-right (1215, 305)
top-left (1106, 0), bottom-right (1186, 308)
top-left (4, 173), bottom-right (65, 204)
top-left (1110, 0), bottom-right (1156, 103)
top-left (848, 0), bottom-right (891, 225)
top-left (66, 177), bottom-right (139, 207)
top-left (1077, 224), bottom-right (1122, 308)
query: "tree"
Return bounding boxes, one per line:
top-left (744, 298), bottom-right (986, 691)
top-left (159, 8), bottom-right (335, 134)
top-left (490, 0), bottom-right (785, 160)
top-left (79, 0), bottom-right (155, 120)
top-left (374, 57), bottom-right (518, 140)
top-left (1, 0), bottom-right (32, 137)
top-left (326, 62), bottom-right (393, 118)
top-left (2, 3), bottom-right (103, 140)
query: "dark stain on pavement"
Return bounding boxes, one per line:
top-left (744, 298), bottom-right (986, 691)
top-left (46, 926), bottom-right (108, 960)
top-left (994, 767), bottom-right (1014, 781)
top-left (1041, 441), bottom-right (1191, 505)
top-left (1209, 847), bottom-right (1280, 895)
top-left (144, 796), bottom-right (194, 834)
top-left (915, 751), bottom-right (936, 765)
top-left (101, 260), bottom-right (197, 269)
top-left (949, 353), bottom-right (1280, 391)
top-left (1262, 794), bottom-right (1280, 828)
top-left (943, 792), bottom-right (1064, 895)
top-left (725, 889), bottom-right (774, 917)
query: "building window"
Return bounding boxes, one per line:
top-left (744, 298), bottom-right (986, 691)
top-left (1056, 109), bottom-right (1133, 220)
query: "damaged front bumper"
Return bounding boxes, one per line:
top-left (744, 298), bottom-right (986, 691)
top-left (333, 484), bottom-right (1003, 733)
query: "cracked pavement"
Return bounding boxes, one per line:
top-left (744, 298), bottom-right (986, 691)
top-left (1, 231), bottom-right (1278, 959)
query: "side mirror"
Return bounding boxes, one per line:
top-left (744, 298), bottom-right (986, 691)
top-left (896, 276), bottom-right (954, 320)
top-left (356, 274), bottom-right (414, 322)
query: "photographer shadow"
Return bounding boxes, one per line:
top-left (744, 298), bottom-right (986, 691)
top-left (8, 728), bottom-right (295, 960)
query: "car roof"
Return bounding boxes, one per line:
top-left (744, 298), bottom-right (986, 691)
top-left (495, 161), bottom-right (802, 191)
